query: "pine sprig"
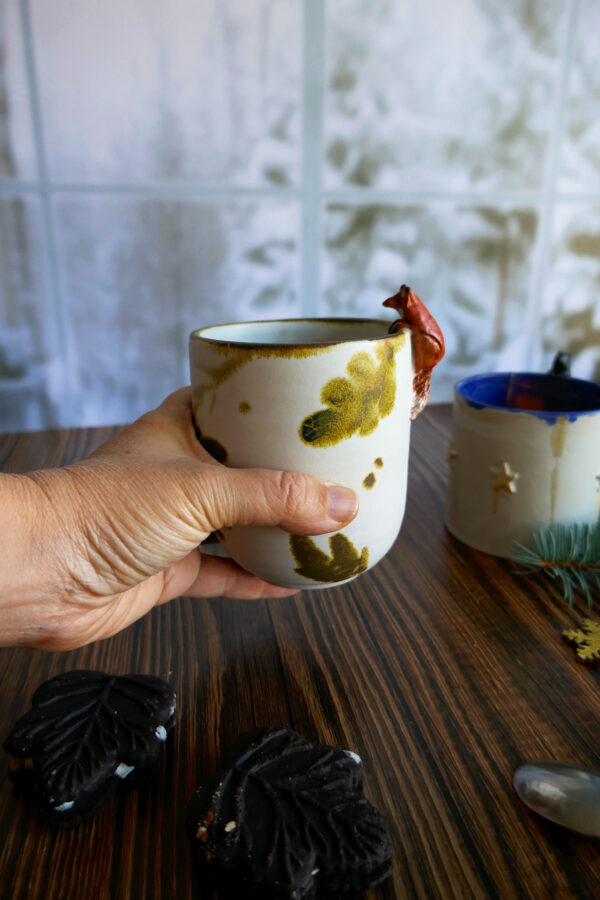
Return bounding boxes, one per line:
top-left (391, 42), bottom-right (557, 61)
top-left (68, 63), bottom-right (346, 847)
top-left (510, 523), bottom-right (600, 606)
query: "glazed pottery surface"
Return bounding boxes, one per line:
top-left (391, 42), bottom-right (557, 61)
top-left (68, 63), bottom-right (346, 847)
top-left (190, 319), bottom-right (413, 589)
top-left (445, 372), bottom-right (600, 557)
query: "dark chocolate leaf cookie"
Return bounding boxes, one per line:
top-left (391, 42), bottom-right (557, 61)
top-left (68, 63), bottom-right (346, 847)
top-left (4, 670), bottom-right (176, 829)
top-left (186, 726), bottom-right (393, 898)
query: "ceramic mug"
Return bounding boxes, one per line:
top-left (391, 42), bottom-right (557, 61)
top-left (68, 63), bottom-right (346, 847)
top-left (445, 372), bottom-right (600, 557)
top-left (189, 318), bottom-right (413, 589)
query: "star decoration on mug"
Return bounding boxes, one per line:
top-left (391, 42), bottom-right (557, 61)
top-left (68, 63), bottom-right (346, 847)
top-left (489, 461), bottom-right (519, 514)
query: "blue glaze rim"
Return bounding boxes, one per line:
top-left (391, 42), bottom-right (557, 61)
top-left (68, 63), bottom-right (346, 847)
top-left (455, 372), bottom-right (600, 424)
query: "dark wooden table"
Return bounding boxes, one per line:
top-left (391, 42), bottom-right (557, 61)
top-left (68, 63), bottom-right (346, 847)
top-left (1, 405), bottom-right (600, 900)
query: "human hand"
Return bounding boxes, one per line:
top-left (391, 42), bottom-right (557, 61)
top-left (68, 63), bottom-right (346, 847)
top-left (2, 389), bottom-right (358, 651)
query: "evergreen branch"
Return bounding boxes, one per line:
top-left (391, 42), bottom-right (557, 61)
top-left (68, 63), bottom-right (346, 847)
top-left (510, 523), bottom-right (600, 606)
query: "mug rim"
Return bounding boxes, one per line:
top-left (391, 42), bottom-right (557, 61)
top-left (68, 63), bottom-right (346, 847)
top-left (189, 317), bottom-right (401, 348)
top-left (455, 371), bottom-right (600, 419)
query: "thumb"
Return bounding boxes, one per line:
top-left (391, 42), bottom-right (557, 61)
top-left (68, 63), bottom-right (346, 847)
top-left (196, 466), bottom-right (359, 536)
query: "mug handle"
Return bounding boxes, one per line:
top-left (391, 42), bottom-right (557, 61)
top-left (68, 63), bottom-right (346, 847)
top-left (383, 285), bottom-right (445, 419)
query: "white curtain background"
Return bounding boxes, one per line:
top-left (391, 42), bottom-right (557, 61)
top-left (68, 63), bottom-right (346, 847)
top-left (1, 0), bottom-right (599, 431)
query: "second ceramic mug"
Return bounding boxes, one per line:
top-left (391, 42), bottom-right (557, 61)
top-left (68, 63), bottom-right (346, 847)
top-left (445, 371), bottom-right (600, 557)
top-left (189, 318), bottom-right (413, 589)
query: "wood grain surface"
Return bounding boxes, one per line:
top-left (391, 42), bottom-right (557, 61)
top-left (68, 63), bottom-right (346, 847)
top-left (1, 406), bottom-right (600, 900)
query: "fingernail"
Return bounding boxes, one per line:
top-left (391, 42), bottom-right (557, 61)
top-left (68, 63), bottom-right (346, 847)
top-left (326, 483), bottom-right (358, 523)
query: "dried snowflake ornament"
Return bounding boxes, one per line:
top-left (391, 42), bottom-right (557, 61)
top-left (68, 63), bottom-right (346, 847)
top-left (563, 618), bottom-right (600, 663)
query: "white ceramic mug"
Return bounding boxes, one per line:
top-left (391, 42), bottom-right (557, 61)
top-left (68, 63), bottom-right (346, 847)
top-left (189, 319), bottom-right (413, 589)
top-left (445, 372), bottom-right (600, 557)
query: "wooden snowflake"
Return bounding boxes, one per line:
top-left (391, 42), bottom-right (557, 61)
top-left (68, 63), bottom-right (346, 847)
top-left (563, 618), bottom-right (600, 663)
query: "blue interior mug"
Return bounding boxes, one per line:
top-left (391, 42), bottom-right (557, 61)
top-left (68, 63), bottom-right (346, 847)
top-left (445, 372), bottom-right (600, 557)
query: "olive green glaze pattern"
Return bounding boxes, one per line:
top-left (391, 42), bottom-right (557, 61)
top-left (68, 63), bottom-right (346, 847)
top-left (191, 341), bottom-right (336, 414)
top-left (299, 342), bottom-right (398, 448)
top-left (374, 457), bottom-right (384, 468)
top-left (289, 533), bottom-right (369, 582)
top-left (363, 473), bottom-right (376, 489)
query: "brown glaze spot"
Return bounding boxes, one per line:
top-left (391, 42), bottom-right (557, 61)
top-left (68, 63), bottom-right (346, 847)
top-left (202, 437), bottom-right (228, 463)
top-left (238, 401), bottom-right (251, 414)
top-left (195, 427), bottom-right (228, 464)
top-left (550, 417), bottom-right (569, 523)
top-left (363, 473), bottom-right (376, 489)
top-left (289, 533), bottom-right (369, 582)
top-left (299, 341), bottom-right (400, 447)
top-left (374, 457), bottom-right (383, 468)
top-left (550, 417), bottom-right (568, 459)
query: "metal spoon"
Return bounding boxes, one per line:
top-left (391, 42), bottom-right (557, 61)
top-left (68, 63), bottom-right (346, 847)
top-left (514, 762), bottom-right (600, 837)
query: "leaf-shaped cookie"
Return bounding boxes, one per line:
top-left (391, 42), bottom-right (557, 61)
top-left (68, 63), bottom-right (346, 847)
top-left (4, 670), bottom-right (176, 828)
top-left (186, 726), bottom-right (393, 898)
